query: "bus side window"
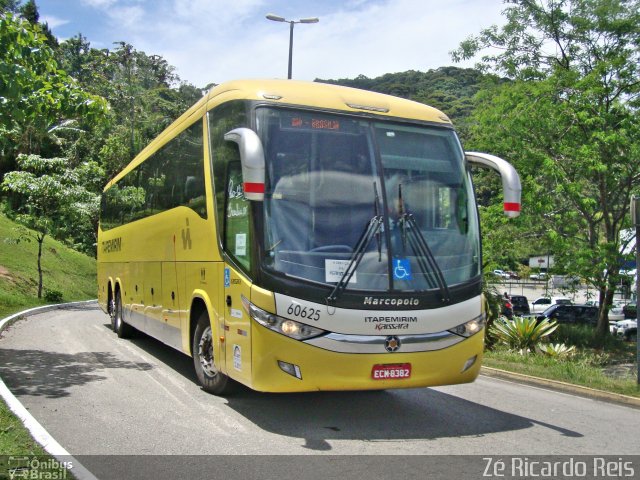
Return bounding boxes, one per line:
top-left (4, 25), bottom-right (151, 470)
top-left (225, 162), bottom-right (251, 271)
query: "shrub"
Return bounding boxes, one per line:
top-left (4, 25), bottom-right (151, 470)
top-left (491, 316), bottom-right (558, 354)
top-left (43, 289), bottom-right (63, 303)
top-left (536, 342), bottom-right (576, 358)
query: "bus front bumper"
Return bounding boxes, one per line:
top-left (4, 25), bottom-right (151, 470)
top-left (247, 324), bottom-right (484, 393)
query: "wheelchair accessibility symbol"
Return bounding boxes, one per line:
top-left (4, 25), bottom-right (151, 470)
top-left (393, 258), bottom-right (412, 280)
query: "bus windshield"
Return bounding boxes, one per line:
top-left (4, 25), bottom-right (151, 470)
top-left (258, 108), bottom-right (480, 293)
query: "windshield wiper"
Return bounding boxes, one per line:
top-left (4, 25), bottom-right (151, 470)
top-left (373, 181), bottom-right (382, 262)
top-left (326, 214), bottom-right (383, 305)
top-left (397, 184), bottom-right (451, 304)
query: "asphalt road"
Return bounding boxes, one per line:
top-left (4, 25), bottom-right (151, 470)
top-left (1, 304), bottom-right (639, 479)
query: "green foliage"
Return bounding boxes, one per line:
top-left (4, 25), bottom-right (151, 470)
top-left (0, 395), bottom-right (48, 455)
top-left (484, 346), bottom-right (639, 397)
top-left (554, 323), bottom-right (631, 352)
top-left (454, 0), bottom-right (640, 336)
top-left (536, 342), bottom-right (576, 358)
top-left (0, 212), bottom-right (96, 318)
top-left (1, 154), bottom-right (103, 295)
top-left (43, 288), bottom-right (63, 302)
top-left (0, 13), bottom-right (107, 174)
top-left (491, 316), bottom-right (558, 353)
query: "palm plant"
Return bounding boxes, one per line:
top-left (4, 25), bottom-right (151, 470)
top-left (491, 316), bottom-right (558, 354)
top-left (536, 342), bottom-right (576, 358)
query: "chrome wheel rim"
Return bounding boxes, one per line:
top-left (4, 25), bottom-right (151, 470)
top-left (198, 326), bottom-right (217, 377)
top-left (109, 299), bottom-right (116, 327)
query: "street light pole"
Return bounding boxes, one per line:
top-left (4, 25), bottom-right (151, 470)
top-left (266, 13), bottom-right (319, 79)
top-left (631, 196), bottom-right (640, 384)
top-left (288, 20), bottom-right (294, 80)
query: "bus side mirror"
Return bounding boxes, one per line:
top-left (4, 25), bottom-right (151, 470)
top-left (224, 128), bottom-right (265, 201)
top-left (465, 152), bottom-right (521, 218)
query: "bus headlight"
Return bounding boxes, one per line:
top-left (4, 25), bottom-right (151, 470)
top-left (242, 296), bottom-right (326, 340)
top-left (448, 314), bottom-right (485, 338)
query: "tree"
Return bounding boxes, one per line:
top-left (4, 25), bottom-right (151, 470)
top-left (0, 0), bottom-right (20, 13)
top-left (2, 154), bottom-right (104, 297)
top-left (56, 38), bottom-right (203, 178)
top-left (452, 0), bottom-right (640, 336)
top-left (0, 13), bottom-right (107, 174)
top-left (18, 0), bottom-right (57, 47)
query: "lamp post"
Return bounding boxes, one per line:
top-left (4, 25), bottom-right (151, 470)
top-left (631, 196), bottom-right (640, 385)
top-left (266, 13), bottom-right (319, 79)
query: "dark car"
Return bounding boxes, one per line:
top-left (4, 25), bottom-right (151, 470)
top-left (536, 304), bottom-right (598, 325)
top-left (510, 295), bottom-right (530, 316)
top-left (623, 302), bottom-right (636, 319)
top-left (622, 326), bottom-right (637, 342)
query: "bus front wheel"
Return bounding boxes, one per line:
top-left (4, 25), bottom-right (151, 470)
top-left (193, 312), bottom-right (236, 395)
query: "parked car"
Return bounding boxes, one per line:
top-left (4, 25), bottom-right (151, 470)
top-left (612, 319), bottom-right (637, 341)
top-left (536, 304), bottom-right (599, 325)
top-left (510, 295), bottom-right (530, 316)
top-left (608, 303), bottom-right (625, 321)
top-left (622, 302), bottom-right (636, 319)
top-left (530, 296), bottom-right (572, 313)
top-left (529, 272), bottom-right (547, 281)
top-left (492, 269), bottom-right (511, 279)
top-left (623, 326), bottom-right (637, 342)
top-left (506, 271), bottom-right (521, 279)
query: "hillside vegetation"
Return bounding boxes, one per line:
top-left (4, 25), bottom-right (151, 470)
top-left (0, 212), bottom-right (96, 318)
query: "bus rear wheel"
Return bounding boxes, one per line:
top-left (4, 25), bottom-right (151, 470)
top-left (193, 312), bottom-right (236, 395)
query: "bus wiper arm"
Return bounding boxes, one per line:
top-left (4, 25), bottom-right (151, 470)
top-left (400, 213), bottom-right (451, 304)
top-left (373, 181), bottom-right (382, 262)
top-left (326, 215), bottom-right (383, 305)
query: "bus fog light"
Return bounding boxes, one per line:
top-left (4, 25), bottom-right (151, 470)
top-left (278, 360), bottom-right (302, 379)
top-left (461, 355), bottom-right (478, 373)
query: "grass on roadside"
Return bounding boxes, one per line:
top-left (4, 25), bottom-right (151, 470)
top-left (0, 212), bottom-right (96, 318)
top-left (0, 397), bottom-right (48, 456)
top-left (484, 323), bottom-right (640, 398)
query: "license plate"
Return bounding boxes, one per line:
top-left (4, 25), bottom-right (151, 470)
top-left (371, 363), bottom-right (411, 380)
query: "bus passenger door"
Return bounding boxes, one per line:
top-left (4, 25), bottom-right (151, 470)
top-left (222, 161), bottom-right (253, 385)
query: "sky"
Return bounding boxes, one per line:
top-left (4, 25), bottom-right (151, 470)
top-left (35, 0), bottom-right (507, 88)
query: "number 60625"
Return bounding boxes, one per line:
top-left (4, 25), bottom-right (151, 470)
top-left (286, 303), bottom-right (321, 322)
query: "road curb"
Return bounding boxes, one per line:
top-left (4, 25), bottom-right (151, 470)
top-left (481, 366), bottom-right (640, 409)
top-left (0, 301), bottom-right (99, 480)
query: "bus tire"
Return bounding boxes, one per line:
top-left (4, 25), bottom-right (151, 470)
top-left (113, 289), bottom-right (134, 338)
top-left (193, 311), bottom-right (236, 395)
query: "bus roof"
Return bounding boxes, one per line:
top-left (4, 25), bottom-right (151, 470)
top-left (106, 79), bottom-right (452, 190)
top-left (205, 79), bottom-right (451, 124)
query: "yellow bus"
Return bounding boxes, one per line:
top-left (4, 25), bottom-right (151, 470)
top-left (97, 79), bottom-right (521, 395)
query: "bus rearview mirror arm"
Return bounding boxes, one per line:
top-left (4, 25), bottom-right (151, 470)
top-left (224, 128), bottom-right (266, 201)
top-left (465, 152), bottom-right (521, 218)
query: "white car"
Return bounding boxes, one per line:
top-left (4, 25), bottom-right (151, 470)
top-left (612, 319), bottom-right (637, 341)
top-left (608, 304), bottom-right (625, 321)
top-left (492, 269), bottom-right (511, 279)
top-left (529, 272), bottom-right (548, 281)
top-left (530, 296), bottom-right (572, 313)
